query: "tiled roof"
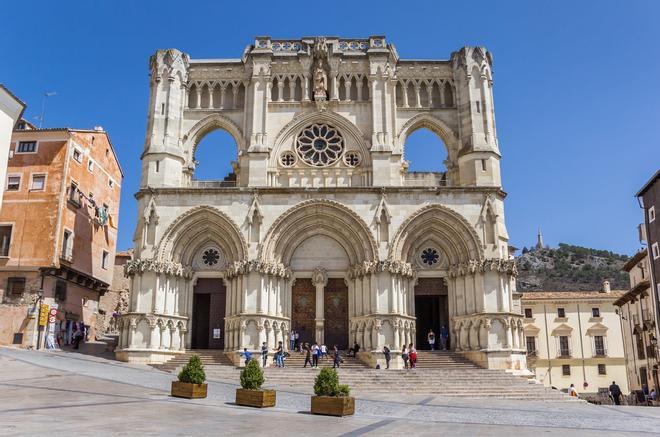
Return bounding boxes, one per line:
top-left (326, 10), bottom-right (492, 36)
top-left (622, 249), bottom-right (648, 272)
top-left (521, 290), bottom-right (626, 300)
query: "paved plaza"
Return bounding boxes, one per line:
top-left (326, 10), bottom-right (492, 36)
top-left (0, 348), bottom-right (658, 436)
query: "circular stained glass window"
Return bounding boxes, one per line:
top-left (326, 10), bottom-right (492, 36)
top-left (202, 248), bottom-right (220, 266)
top-left (344, 151), bottom-right (361, 167)
top-left (296, 123), bottom-right (344, 167)
top-left (421, 248), bottom-right (439, 266)
top-left (280, 151), bottom-right (296, 167)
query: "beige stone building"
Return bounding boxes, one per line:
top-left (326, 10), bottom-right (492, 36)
top-left (522, 286), bottom-right (629, 396)
top-left (615, 249), bottom-right (658, 392)
top-left (118, 36), bottom-right (525, 371)
top-left (98, 249), bottom-right (132, 336)
top-left (0, 123), bottom-right (123, 348)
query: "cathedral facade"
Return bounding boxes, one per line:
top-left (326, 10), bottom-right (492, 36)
top-left (116, 36), bottom-right (525, 371)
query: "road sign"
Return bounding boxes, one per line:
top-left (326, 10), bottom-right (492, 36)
top-left (38, 304), bottom-right (49, 327)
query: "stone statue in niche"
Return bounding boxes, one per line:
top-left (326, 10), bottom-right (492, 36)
top-left (313, 59), bottom-right (328, 100)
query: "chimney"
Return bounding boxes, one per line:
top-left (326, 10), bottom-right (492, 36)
top-left (601, 280), bottom-right (611, 293)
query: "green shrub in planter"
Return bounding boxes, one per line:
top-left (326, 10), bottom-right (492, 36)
top-left (178, 355), bottom-right (206, 384)
top-left (313, 368), bottom-right (350, 397)
top-left (240, 359), bottom-right (265, 390)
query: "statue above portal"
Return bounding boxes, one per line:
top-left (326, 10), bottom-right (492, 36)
top-left (313, 59), bottom-right (328, 100)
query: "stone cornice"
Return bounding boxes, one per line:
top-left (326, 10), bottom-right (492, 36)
top-left (124, 259), bottom-right (193, 279)
top-left (135, 185), bottom-right (507, 200)
top-left (447, 258), bottom-right (517, 278)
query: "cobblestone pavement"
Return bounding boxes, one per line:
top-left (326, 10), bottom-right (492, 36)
top-left (1, 347), bottom-right (659, 436)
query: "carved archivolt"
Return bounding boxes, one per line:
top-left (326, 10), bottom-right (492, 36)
top-left (156, 205), bottom-right (248, 265)
top-left (395, 112), bottom-right (459, 157)
top-left (259, 199), bottom-right (378, 265)
top-left (389, 204), bottom-right (482, 265)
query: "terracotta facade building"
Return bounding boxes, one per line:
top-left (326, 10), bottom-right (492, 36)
top-left (0, 125), bottom-right (122, 348)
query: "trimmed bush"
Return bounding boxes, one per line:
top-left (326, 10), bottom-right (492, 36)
top-left (240, 359), bottom-right (265, 390)
top-left (178, 355), bottom-right (206, 385)
top-left (313, 368), bottom-right (350, 397)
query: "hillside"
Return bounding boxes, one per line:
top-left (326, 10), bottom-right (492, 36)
top-left (516, 243), bottom-right (630, 292)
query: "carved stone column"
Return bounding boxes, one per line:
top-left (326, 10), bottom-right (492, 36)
top-left (312, 267), bottom-right (328, 345)
top-left (505, 318), bottom-right (512, 349)
top-left (179, 329), bottom-right (187, 351)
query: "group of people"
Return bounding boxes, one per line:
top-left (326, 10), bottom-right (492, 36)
top-left (302, 342), bottom-right (343, 368)
top-left (426, 326), bottom-right (449, 351)
top-left (568, 381), bottom-right (626, 405)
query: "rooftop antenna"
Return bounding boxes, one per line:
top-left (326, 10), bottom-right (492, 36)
top-left (37, 91), bottom-right (57, 128)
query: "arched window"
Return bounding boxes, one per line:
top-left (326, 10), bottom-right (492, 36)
top-left (403, 127), bottom-right (449, 186)
top-left (193, 129), bottom-right (237, 184)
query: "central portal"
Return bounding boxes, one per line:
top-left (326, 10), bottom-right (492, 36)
top-left (414, 278), bottom-right (449, 350)
top-left (191, 278), bottom-right (226, 349)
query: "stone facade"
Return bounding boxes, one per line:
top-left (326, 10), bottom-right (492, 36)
top-left (98, 250), bottom-right (132, 335)
top-left (117, 36), bottom-right (524, 371)
top-left (523, 287), bottom-right (629, 396)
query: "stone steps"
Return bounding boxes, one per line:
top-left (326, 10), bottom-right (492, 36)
top-left (149, 349), bottom-right (576, 401)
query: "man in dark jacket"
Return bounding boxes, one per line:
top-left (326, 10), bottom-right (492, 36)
top-left (609, 381), bottom-right (622, 405)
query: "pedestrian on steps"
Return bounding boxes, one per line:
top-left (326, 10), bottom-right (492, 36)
top-left (383, 345), bottom-right (391, 369)
top-left (333, 345), bottom-right (341, 368)
top-left (409, 343), bottom-right (417, 369)
top-left (321, 344), bottom-right (328, 360)
top-left (303, 343), bottom-right (313, 368)
top-left (274, 341), bottom-right (284, 367)
top-left (289, 330), bottom-right (296, 351)
top-left (242, 348), bottom-right (252, 366)
top-left (402, 345), bottom-right (409, 369)
top-left (440, 325), bottom-right (449, 351)
top-left (427, 330), bottom-right (436, 351)
top-left (312, 342), bottom-right (320, 368)
top-left (261, 342), bottom-right (268, 367)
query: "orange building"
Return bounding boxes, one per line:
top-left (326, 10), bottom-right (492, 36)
top-left (0, 123), bottom-right (122, 348)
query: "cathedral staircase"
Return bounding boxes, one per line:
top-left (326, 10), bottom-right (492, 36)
top-left (151, 349), bottom-right (577, 401)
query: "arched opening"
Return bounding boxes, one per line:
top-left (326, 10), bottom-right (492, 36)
top-left (403, 127), bottom-right (449, 186)
top-left (193, 129), bottom-right (237, 184)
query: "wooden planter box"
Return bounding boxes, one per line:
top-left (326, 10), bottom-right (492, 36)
top-left (235, 388), bottom-right (276, 408)
top-left (311, 396), bottom-right (355, 416)
top-left (171, 381), bottom-right (208, 399)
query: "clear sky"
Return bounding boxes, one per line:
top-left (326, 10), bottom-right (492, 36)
top-left (1, 0), bottom-right (658, 255)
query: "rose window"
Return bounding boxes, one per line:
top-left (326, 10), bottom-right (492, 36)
top-left (202, 248), bottom-right (220, 266)
top-left (420, 248), bottom-right (439, 266)
top-left (296, 123), bottom-right (344, 167)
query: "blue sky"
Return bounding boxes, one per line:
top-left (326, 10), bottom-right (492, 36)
top-left (1, 0), bottom-right (658, 255)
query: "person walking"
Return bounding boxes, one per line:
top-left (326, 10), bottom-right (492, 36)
top-left (261, 342), bottom-right (268, 367)
top-left (303, 343), bottom-right (313, 368)
top-left (402, 344), bottom-right (409, 369)
top-left (440, 325), bottom-right (449, 351)
top-left (274, 341), bottom-right (284, 367)
top-left (333, 345), bottom-right (341, 368)
top-left (609, 381), bottom-right (622, 405)
top-left (289, 330), bottom-right (296, 351)
top-left (427, 330), bottom-right (436, 351)
top-left (409, 343), bottom-right (417, 369)
top-left (321, 344), bottom-right (328, 360)
top-left (312, 342), bottom-right (320, 368)
top-left (383, 345), bottom-right (391, 369)
top-left (242, 348), bottom-right (252, 366)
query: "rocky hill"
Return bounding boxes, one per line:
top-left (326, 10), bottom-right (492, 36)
top-left (516, 243), bottom-right (630, 292)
